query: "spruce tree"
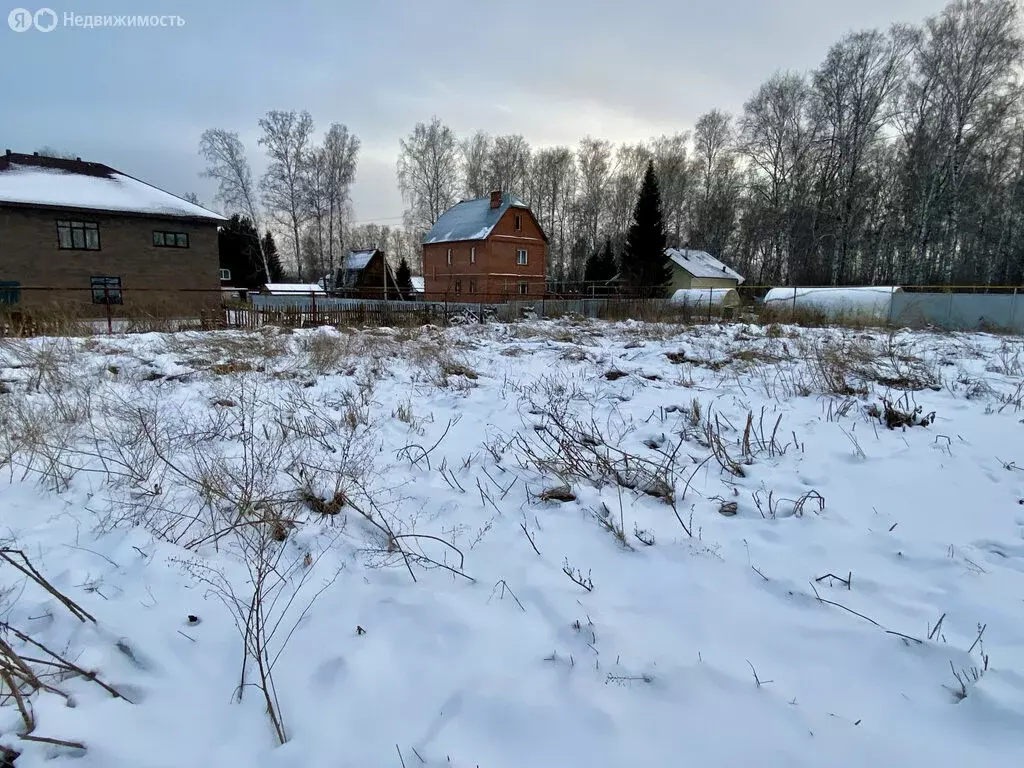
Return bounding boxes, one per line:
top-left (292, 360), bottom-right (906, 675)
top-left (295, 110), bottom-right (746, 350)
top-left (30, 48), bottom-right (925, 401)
top-left (261, 231), bottom-right (285, 283)
top-left (584, 238), bottom-right (618, 284)
top-left (621, 161), bottom-right (672, 297)
top-left (218, 215), bottom-right (264, 289)
top-left (396, 257), bottom-right (414, 299)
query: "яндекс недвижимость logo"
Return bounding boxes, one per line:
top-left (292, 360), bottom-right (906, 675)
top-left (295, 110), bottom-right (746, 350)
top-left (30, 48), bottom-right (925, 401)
top-left (8, 8), bottom-right (184, 31)
top-left (8, 7), bottom-right (57, 32)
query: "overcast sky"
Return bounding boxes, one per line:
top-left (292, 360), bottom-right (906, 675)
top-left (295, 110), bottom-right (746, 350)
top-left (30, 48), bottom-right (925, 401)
top-left (2, 0), bottom-right (945, 224)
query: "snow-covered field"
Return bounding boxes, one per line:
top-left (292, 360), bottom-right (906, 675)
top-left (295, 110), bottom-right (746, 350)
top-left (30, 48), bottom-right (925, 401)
top-left (1, 320), bottom-right (1023, 768)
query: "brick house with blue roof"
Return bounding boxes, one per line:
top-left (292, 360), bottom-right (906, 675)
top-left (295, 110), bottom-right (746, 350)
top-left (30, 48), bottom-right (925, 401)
top-left (422, 190), bottom-right (547, 301)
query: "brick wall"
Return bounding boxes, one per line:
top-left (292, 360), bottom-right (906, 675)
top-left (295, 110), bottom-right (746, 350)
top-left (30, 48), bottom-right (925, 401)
top-left (422, 206), bottom-right (547, 301)
top-left (0, 206), bottom-right (221, 313)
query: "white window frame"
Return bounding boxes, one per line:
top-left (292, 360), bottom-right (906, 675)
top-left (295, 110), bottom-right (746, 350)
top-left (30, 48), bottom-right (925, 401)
top-left (470, 246), bottom-right (476, 264)
top-left (454, 279), bottom-right (462, 295)
top-left (517, 248), bottom-right (528, 266)
top-left (514, 214), bottom-right (522, 231)
top-left (447, 248), bottom-right (452, 265)
top-left (518, 281), bottom-right (528, 295)
top-left (219, 268), bottom-right (231, 281)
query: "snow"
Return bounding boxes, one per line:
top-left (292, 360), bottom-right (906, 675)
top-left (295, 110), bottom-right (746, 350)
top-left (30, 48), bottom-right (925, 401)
top-left (764, 287), bottom-right (902, 318)
top-left (1, 321), bottom-right (1023, 768)
top-left (670, 287), bottom-right (739, 308)
top-left (410, 276), bottom-right (425, 293)
top-left (262, 283), bottom-right (326, 295)
top-left (0, 163), bottom-right (226, 221)
top-left (423, 193), bottom-right (530, 244)
top-left (666, 248), bottom-right (745, 284)
top-left (343, 249), bottom-right (376, 271)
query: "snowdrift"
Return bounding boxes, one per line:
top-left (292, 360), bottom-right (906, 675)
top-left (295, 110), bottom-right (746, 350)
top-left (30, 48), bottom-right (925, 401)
top-left (763, 286), bottom-right (902, 319)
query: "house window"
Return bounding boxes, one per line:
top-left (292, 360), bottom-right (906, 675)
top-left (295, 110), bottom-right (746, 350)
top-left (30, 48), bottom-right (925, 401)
top-left (220, 269), bottom-right (231, 281)
top-left (517, 248), bottom-right (528, 265)
top-left (57, 220), bottom-right (100, 250)
top-left (518, 281), bottom-right (528, 295)
top-left (90, 276), bottom-right (123, 305)
top-left (514, 214), bottom-right (522, 231)
top-left (470, 246), bottom-right (476, 264)
top-left (469, 279), bottom-right (477, 294)
top-left (447, 248), bottom-right (452, 265)
top-left (0, 281), bottom-right (20, 305)
top-left (454, 280), bottom-right (462, 295)
top-left (153, 231), bottom-right (190, 248)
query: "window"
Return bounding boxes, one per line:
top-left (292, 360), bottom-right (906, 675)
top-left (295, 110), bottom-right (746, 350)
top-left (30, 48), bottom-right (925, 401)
top-left (470, 246), bottom-right (476, 264)
top-left (514, 214), bottom-right (522, 231)
top-left (57, 220), bottom-right (100, 250)
top-left (0, 281), bottom-right (20, 305)
top-left (447, 248), bottom-right (452, 265)
top-left (90, 276), bottom-right (123, 305)
top-left (153, 231), bottom-right (190, 248)
top-left (517, 248), bottom-right (528, 265)
top-left (220, 268), bottom-right (232, 281)
top-left (518, 281), bottom-right (528, 295)
top-left (469, 279), bottom-right (477, 294)
top-left (454, 280), bottom-right (462, 295)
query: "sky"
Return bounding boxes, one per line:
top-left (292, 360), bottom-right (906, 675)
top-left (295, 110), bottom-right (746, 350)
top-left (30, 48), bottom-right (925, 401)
top-left (1, 0), bottom-right (947, 225)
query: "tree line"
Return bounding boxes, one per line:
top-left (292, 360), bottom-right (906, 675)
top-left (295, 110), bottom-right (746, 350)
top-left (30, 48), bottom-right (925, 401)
top-left (198, 112), bottom-right (363, 285)
top-left (396, 0), bottom-right (1024, 288)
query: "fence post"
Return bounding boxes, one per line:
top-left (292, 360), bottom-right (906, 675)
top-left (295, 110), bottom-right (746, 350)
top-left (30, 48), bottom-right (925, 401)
top-left (792, 286), bottom-right (798, 317)
top-left (104, 283), bottom-right (112, 335)
top-left (311, 290), bottom-right (318, 326)
top-left (708, 288), bottom-right (713, 324)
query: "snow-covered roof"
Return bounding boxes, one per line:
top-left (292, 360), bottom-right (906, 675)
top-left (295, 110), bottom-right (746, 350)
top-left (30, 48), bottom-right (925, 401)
top-left (0, 154), bottom-right (226, 222)
top-left (666, 248), bottom-right (745, 285)
top-left (410, 276), bottom-right (425, 293)
top-left (423, 193), bottom-right (531, 245)
top-left (263, 283), bottom-right (326, 295)
top-left (344, 249), bottom-right (376, 271)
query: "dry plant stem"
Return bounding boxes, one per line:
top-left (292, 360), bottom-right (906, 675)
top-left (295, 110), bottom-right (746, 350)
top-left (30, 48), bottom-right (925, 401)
top-left (0, 549), bottom-right (95, 623)
top-left (2, 625), bottom-right (130, 702)
top-left (519, 523), bottom-right (542, 555)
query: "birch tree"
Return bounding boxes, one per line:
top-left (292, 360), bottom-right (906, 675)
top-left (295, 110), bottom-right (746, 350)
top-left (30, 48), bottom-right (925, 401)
top-left (258, 110), bottom-right (315, 280)
top-left (198, 128), bottom-right (270, 281)
top-left (461, 131), bottom-right (492, 198)
top-left (397, 117), bottom-right (460, 234)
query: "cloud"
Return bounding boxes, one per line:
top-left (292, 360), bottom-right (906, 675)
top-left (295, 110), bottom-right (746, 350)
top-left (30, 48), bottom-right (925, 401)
top-left (1, 0), bottom-right (951, 225)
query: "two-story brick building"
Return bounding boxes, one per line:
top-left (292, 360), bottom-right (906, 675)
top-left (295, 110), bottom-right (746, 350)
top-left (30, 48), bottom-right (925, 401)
top-left (422, 190), bottom-right (547, 301)
top-left (0, 150), bottom-right (226, 313)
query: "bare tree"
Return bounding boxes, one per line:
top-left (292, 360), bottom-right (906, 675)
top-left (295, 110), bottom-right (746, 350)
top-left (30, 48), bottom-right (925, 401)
top-left (607, 143), bottom-right (653, 252)
top-left (651, 133), bottom-right (691, 248)
top-left (575, 137), bottom-right (613, 258)
top-left (461, 130), bottom-right (492, 198)
top-left (692, 110), bottom-right (740, 256)
top-left (529, 147), bottom-right (577, 279)
top-left (258, 110), bottom-right (316, 280)
top-left (487, 134), bottom-right (532, 196)
top-left (199, 128), bottom-right (270, 280)
top-left (396, 117), bottom-right (460, 235)
top-left (814, 27), bottom-right (915, 284)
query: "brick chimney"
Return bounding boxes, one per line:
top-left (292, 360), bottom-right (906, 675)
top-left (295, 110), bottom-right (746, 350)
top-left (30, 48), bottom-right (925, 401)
top-left (489, 189), bottom-right (502, 209)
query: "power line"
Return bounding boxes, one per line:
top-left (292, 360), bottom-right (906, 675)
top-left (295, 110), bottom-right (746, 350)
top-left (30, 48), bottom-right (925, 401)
top-left (347, 214), bottom-right (406, 225)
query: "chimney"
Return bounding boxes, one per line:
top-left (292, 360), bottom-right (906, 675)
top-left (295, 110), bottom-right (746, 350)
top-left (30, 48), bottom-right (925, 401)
top-left (4, 149), bottom-right (10, 158)
top-left (33, 151), bottom-right (38, 156)
top-left (489, 189), bottom-right (502, 209)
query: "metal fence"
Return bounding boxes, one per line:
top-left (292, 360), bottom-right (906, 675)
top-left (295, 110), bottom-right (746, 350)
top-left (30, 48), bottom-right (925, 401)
top-left (888, 291), bottom-right (1024, 332)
